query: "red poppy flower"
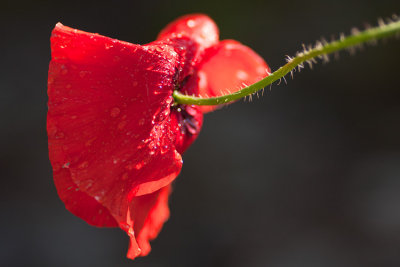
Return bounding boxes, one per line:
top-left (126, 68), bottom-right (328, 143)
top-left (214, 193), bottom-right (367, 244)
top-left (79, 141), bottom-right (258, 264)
top-left (47, 14), bottom-right (269, 259)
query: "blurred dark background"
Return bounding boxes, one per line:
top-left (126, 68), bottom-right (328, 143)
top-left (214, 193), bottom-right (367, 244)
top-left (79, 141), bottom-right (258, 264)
top-left (1, 0), bottom-right (400, 266)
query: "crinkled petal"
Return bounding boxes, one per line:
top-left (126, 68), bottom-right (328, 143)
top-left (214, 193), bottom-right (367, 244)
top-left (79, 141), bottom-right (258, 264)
top-left (124, 185), bottom-right (171, 259)
top-left (52, 167), bottom-right (118, 227)
top-left (48, 24), bottom-right (182, 233)
top-left (189, 40), bottom-right (270, 112)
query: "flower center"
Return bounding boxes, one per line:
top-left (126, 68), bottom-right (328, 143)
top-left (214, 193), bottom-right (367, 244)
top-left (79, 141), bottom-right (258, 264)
top-left (170, 103), bottom-right (203, 154)
top-left (171, 104), bottom-right (201, 136)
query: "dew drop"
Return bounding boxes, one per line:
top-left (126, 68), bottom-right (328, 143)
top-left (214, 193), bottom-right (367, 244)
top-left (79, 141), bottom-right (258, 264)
top-left (135, 162), bottom-right (143, 170)
top-left (105, 43), bottom-right (113, 49)
top-left (110, 107), bottom-right (120, 117)
top-left (236, 70), bottom-right (248, 80)
top-left (161, 145), bottom-right (169, 154)
top-left (62, 162), bottom-right (70, 169)
top-left (118, 120), bottom-right (127, 130)
top-left (186, 19), bottom-right (196, 28)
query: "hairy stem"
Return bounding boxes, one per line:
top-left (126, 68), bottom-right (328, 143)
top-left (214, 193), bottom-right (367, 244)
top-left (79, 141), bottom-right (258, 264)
top-left (173, 18), bottom-right (400, 106)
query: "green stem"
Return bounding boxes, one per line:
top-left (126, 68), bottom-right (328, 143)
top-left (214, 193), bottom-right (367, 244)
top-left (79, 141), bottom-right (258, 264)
top-left (173, 18), bottom-right (400, 106)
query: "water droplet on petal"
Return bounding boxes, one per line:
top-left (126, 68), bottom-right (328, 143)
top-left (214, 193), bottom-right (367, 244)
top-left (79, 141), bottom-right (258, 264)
top-left (118, 120), bottom-right (127, 130)
top-left (161, 145), bottom-right (169, 154)
top-left (62, 162), bottom-right (70, 169)
top-left (236, 70), bottom-right (248, 80)
top-left (187, 19), bottom-right (196, 28)
top-left (135, 163), bottom-right (143, 170)
top-left (110, 107), bottom-right (120, 117)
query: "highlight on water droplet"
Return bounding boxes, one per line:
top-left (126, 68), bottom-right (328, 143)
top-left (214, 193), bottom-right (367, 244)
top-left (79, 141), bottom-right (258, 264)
top-left (236, 70), bottom-right (248, 80)
top-left (62, 162), bottom-right (70, 169)
top-left (105, 43), bottom-right (113, 50)
top-left (186, 19), bottom-right (196, 28)
top-left (135, 162), bottom-right (143, 170)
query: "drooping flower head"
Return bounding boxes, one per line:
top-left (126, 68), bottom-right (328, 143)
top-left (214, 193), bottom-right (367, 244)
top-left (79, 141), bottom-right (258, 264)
top-left (47, 14), bottom-right (269, 259)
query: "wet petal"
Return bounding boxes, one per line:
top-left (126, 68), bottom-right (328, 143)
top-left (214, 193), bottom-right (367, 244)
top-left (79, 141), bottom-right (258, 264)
top-left (157, 14), bottom-right (219, 49)
top-left (53, 168), bottom-right (118, 227)
top-left (190, 40), bottom-right (270, 112)
top-left (125, 185), bottom-right (171, 259)
top-left (48, 24), bottom-right (182, 234)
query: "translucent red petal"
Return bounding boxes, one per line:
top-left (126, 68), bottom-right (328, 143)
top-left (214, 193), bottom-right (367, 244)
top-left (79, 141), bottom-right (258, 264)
top-left (158, 14), bottom-right (219, 48)
top-left (192, 40), bottom-right (270, 112)
top-left (126, 185), bottom-right (171, 258)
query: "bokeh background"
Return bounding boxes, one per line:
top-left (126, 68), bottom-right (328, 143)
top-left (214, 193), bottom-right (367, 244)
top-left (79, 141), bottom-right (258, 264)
top-left (1, 0), bottom-right (400, 266)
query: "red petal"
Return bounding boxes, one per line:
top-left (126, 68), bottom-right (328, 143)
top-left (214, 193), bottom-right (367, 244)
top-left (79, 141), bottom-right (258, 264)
top-left (124, 185), bottom-right (171, 259)
top-left (48, 24), bottom-right (182, 231)
top-left (190, 40), bottom-right (270, 113)
top-left (52, 168), bottom-right (118, 227)
top-left (157, 14), bottom-right (219, 49)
